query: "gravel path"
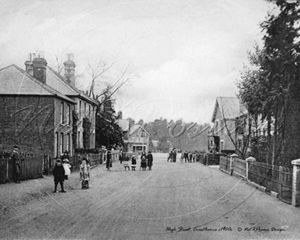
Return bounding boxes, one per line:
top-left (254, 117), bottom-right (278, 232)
top-left (0, 153), bottom-right (299, 240)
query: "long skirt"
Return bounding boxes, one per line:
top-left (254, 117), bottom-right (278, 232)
top-left (82, 180), bottom-right (89, 189)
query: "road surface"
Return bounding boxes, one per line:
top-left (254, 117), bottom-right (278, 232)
top-left (0, 153), bottom-right (299, 240)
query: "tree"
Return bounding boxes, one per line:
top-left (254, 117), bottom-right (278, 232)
top-left (238, 0), bottom-right (300, 167)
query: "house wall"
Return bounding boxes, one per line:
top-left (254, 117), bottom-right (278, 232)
top-left (213, 107), bottom-right (236, 152)
top-left (0, 96), bottom-right (55, 155)
top-left (53, 98), bottom-right (75, 157)
top-left (126, 127), bottom-right (149, 153)
top-left (75, 98), bottom-right (96, 149)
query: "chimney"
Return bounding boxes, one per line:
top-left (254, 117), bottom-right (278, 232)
top-left (24, 53), bottom-right (34, 75)
top-left (32, 51), bottom-right (47, 84)
top-left (63, 53), bottom-right (76, 87)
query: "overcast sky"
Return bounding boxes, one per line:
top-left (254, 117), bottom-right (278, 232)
top-left (0, 0), bottom-right (274, 124)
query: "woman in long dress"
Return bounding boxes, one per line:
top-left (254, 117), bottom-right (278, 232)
top-left (140, 151), bottom-right (147, 171)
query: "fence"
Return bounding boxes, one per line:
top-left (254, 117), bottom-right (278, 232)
top-left (248, 162), bottom-right (292, 204)
top-left (43, 150), bottom-right (120, 175)
top-left (0, 152), bottom-right (43, 184)
top-left (219, 156), bottom-right (293, 205)
top-left (219, 156), bottom-right (230, 174)
top-left (199, 153), bottom-right (224, 165)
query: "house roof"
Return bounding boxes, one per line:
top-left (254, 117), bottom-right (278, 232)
top-left (47, 66), bottom-right (98, 106)
top-left (129, 124), bottom-right (149, 136)
top-left (0, 64), bottom-right (75, 103)
top-left (116, 119), bottom-right (130, 132)
top-left (211, 97), bottom-right (247, 122)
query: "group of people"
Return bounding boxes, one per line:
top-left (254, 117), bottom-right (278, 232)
top-left (182, 150), bottom-right (201, 163)
top-left (52, 151), bottom-right (90, 192)
top-left (120, 150), bottom-right (153, 171)
top-left (167, 148), bottom-right (202, 163)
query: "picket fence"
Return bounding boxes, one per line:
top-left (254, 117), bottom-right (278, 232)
top-left (219, 156), bottom-right (293, 204)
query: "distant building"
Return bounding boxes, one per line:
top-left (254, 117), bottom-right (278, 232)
top-left (117, 118), bottom-right (149, 153)
top-left (209, 97), bottom-right (246, 154)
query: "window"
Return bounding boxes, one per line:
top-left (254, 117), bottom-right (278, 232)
top-left (220, 140), bottom-right (224, 151)
top-left (60, 133), bottom-right (64, 155)
top-left (88, 105), bottom-right (91, 118)
top-left (60, 102), bottom-right (64, 124)
top-left (67, 104), bottom-right (71, 125)
top-left (66, 133), bottom-right (69, 152)
top-left (79, 101), bottom-right (82, 118)
top-left (77, 131), bottom-right (80, 148)
top-left (84, 103), bottom-right (87, 116)
top-left (54, 132), bottom-right (58, 157)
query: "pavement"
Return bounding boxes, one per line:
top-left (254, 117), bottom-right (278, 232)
top-left (0, 153), bottom-right (300, 240)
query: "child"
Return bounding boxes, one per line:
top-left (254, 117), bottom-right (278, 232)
top-left (131, 156), bottom-right (137, 171)
top-left (52, 159), bottom-right (66, 193)
top-left (80, 158), bottom-right (90, 189)
top-left (62, 158), bottom-right (71, 180)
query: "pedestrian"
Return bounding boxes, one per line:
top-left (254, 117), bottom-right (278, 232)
top-left (184, 150), bottom-right (188, 163)
top-left (119, 150), bottom-right (123, 164)
top-left (52, 159), bottom-right (66, 193)
top-left (140, 151), bottom-right (147, 171)
top-left (80, 158), bottom-right (90, 189)
top-left (167, 150), bottom-right (172, 162)
top-left (147, 151), bottom-right (153, 170)
top-left (11, 146), bottom-right (23, 183)
top-left (62, 158), bottom-right (71, 180)
top-left (189, 152), bottom-right (192, 163)
top-left (131, 155), bottom-right (137, 171)
top-left (173, 148), bottom-right (177, 163)
top-left (106, 148), bottom-right (112, 171)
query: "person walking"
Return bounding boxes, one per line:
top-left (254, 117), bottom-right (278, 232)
top-left (11, 146), bottom-right (22, 183)
top-left (131, 155), bottom-right (137, 171)
top-left (106, 148), bottom-right (112, 171)
top-left (147, 151), bottom-right (153, 171)
top-left (52, 159), bottom-right (66, 193)
top-left (173, 149), bottom-right (177, 163)
top-left (184, 150), bottom-right (188, 163)
top-left (80, 158), bottom-right (90, 189)
top-left (140, 151), bottom-right (147, 171)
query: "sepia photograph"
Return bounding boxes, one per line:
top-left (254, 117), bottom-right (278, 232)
top-left (0, 0), bottom-right (300, 239)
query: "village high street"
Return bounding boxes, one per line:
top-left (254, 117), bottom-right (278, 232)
top-left (0, 153), bottom-right (299, 240)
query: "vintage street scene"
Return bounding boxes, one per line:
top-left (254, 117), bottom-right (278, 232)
top-left (1, 0), bottom-right (300, 240)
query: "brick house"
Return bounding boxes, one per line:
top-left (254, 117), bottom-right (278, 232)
top-left (44, 54), bottom-right (98, 151)
top-left (209, 97), bottom-right (246, 154)
top-left (0, 62), bottom-right (75, 157)
top-left (0, 52), bottom-right (98, 157)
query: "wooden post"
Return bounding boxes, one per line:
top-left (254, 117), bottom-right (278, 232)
top-left (246, 156), bottom-right (256, 181)
top-left (291, 159), bottom-right (300, 207)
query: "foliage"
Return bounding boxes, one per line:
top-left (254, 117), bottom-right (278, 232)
top-left (95, 94), bottom-right (123, 148)
top-left (237, 1), bottom-right (300, 166)
top-left (83, 117), bottom-right (91, 149)
top-left (72, 110), bottom-right (78, 149)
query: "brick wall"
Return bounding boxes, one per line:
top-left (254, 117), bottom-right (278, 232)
top-left (0, 96), bottom-right (55, 155)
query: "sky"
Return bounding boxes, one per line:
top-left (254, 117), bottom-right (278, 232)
top-left (0, 0), bottom-right (274, 124)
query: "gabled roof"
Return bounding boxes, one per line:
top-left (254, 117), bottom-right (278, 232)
top-left (0, 64), bottom-right (75, 103)
top-left (129, 124), bottom-right (149, 136)
top-left (47, 66), bottom-right (98, 106)
top-left (116, 119), bottom-right (130, 132)
top-left (211, 97), bottom-right (247, 122)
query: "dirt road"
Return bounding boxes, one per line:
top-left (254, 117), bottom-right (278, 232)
top-left (0, 153), bottom-right (299, 240)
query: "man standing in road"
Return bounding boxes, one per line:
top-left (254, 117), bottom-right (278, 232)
top-left (11, 146), bottom-right (22, 183)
